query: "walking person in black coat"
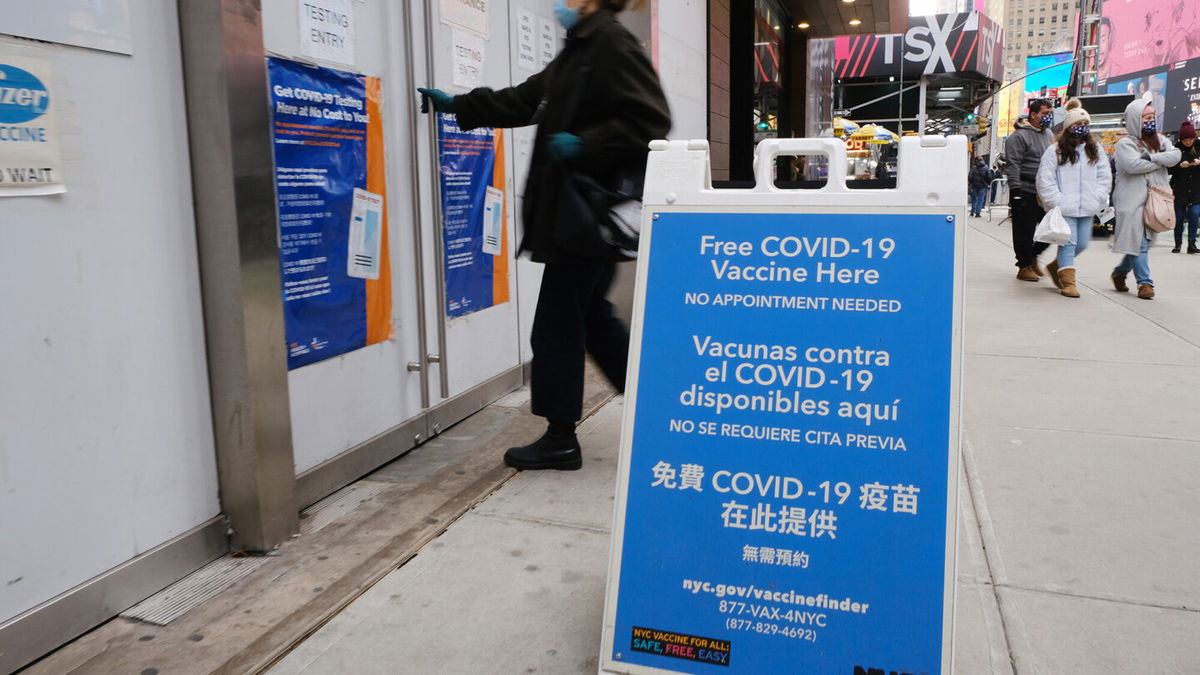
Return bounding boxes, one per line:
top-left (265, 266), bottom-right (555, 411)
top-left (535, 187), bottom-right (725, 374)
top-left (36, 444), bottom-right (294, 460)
top-left (418, 0), bottom-right (671, 471)
top-left (968, 157), bottom-right (991, 217)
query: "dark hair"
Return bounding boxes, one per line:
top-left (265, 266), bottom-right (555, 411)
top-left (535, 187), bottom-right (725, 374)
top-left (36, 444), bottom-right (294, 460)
top-left (1056, 127), bottom-right (1100, 166)
top-left (1029, 98), bottom-right (1053, 115)
top-left (599, 0), bottom-right (646, 11)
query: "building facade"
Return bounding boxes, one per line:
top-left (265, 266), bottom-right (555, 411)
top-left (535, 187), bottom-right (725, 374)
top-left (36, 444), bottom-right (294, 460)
top-left (1004, 0), bottom-right (1078, 83)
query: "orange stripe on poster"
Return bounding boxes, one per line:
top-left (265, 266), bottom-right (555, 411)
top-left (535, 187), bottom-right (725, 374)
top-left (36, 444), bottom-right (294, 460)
top-left (491, 130), bottom-right (510, 306)
top-left (365, 76), bottom-right (393, 343)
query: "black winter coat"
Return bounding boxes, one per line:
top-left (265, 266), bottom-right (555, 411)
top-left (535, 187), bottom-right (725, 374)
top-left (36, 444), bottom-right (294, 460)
top-left (1169, 141), bottom-right (1200, 207)
top-left (454, 10), bottom-right (671, 263)
top-left (968, 164), bottom-right (991, 189)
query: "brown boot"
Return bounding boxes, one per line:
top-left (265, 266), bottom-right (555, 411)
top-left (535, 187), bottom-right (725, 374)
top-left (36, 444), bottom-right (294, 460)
top-left (1111, 271), bottom-right (1129, 293)
top-left (1059, 267), bottom-right (1080, 298)
top-left (1016, 265), bottom-right (1040, 282)
top-left (1137, 283), bottom-right (1155, 299)
top-left (1046, 260), bottom-right (1062, 289)
top-left (1031, 259), bottom-right (1045, 277)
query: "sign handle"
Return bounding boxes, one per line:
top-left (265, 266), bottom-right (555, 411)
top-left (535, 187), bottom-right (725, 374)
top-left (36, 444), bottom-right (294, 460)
top-left (752, 138), bottom-right (851, 193)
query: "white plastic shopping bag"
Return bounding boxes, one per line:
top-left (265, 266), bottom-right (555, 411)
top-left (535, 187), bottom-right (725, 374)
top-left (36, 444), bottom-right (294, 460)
top-left (1034, 206), bottom-right (1072, 245)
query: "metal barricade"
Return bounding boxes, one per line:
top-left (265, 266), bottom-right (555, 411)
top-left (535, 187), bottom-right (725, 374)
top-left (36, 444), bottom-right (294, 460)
top-left (987, 177), bottom-right (1009, 224)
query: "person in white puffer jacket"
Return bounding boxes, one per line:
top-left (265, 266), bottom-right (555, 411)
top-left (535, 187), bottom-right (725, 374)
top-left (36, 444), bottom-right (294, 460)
top-left (1036, 102), bottom-right (1113, 298)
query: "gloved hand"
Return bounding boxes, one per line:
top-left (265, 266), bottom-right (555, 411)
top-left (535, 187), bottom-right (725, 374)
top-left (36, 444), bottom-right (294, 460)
top-left (548, 132), bottom-right (583, 163)
top-left (417, 88), bottom-right (455, 114)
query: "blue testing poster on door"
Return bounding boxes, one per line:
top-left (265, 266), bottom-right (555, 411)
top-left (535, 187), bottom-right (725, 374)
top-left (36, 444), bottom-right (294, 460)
top-left (267, 57), bottom-right (392, 369)
top-left (607, 212), bottom-right (958, 674)
top-left (436, 113), bottom-right (510, 318)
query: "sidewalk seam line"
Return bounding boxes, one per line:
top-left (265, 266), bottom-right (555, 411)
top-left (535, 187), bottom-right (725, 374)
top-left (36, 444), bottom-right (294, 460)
top-left (995, 583), bottom-right (1200, 614)
top-left (962, 437), bottom-right (1022, 674)
top-left (966, 352), bottom-right (1200, 368)
top-left (472, 510), bottom-right (612, 534)
top-left (968, 422), bottom-right (1200, 445)
top-left (1075, 279), bottom-right (1200, 351)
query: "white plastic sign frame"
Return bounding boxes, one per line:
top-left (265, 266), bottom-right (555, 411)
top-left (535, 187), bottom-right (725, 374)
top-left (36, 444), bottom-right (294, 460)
top-left (600, 136), bottom-right (967, 674)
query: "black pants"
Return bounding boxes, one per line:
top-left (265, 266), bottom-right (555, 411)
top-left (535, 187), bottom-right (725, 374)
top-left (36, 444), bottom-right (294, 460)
top-left (530, 259), bottom-right (629, 422)
top-left (1010, 195), bottom-right (1049, 267)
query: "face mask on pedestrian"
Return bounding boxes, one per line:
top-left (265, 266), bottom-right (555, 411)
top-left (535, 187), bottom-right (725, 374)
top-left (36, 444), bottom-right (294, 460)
top-left (554, 0), bottom-right (580, 31)
top-left (1070, 124), bottom-right (1090, 138)
top-left (1142, 119), bottom-right (1157, 135)
top-left (1037, 112), bottom-right (1053, 128)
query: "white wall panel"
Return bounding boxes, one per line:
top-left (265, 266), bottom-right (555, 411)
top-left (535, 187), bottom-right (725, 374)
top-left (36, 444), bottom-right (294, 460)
top-left (656, 0), bottom-right (709, 140)
top-left (1, 0), bottom-right (133, 55)
top-left (0, 1), bottom-right (218, 622)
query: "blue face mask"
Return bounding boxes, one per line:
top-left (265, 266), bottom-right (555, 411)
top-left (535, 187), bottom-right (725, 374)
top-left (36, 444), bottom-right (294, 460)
top-left (1070, 124), bottom-right (1090, 138)
top-left (554, 0), bottom-right (580, 31)
top-left (1142, 119), bottom-right (1157, 135)
top-left (1038, 112), bottom-right (1053, 128)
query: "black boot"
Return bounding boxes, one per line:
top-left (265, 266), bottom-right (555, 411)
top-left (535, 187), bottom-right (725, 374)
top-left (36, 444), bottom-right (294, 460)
top-left (1189, 242), bottom-right (1199, 254)
top-left (504, 420), bottom-right (582, 471)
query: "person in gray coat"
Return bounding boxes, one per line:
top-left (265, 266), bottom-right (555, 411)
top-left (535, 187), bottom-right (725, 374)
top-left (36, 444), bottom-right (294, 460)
top-left (1111, 99), bottom-right (1180, 299)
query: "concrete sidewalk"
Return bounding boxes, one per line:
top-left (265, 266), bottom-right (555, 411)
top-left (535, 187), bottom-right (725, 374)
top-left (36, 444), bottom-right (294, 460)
top-left (269, 218), bottom-right (1200, 675)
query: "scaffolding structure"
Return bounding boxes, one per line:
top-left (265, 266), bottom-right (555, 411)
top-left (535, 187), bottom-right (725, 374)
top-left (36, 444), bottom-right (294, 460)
top-left (1073, 0), bottom-right (1103, 95)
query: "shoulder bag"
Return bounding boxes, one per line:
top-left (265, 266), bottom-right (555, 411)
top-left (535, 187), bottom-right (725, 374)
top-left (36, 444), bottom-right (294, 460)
top-left (1144, 180), bottom-right (1176, 233)
top-left (1142, 140), bottom-right (1176, 233)
top-left (548, 35), bottom-right (643, 262)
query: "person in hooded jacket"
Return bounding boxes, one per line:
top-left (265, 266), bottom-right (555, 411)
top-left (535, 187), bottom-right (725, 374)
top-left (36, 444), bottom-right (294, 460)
top-left (1036, 102), bottom-right (1112, 298)
top-left (1005, 99), bottom-right (1056, 281)
top-left (1111, 99), bottom-right (1180, 299)
top-left (417, 0), bottom-right (670, 471)
top-left (1168, 120), bottom-right (1200, 253)
top-left (968, 157), bottom-right (991, 217)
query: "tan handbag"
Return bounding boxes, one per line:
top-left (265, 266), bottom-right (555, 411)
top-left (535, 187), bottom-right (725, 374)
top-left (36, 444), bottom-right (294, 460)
top-left (1144, 183), bottom-right (1176, 233)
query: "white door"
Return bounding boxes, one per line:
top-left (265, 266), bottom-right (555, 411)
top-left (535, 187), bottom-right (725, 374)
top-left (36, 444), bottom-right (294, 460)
top-left (260, 0), bottom-right (429, 478)
top-left (413, 0), bottom-right (529, 406)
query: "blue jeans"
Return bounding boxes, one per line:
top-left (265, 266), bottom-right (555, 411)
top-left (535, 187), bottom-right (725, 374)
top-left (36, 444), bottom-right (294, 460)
top-left (1056, 215), bottom-right (1093, 268)
top-left (970, 188), bottom-right (987, 215)
top-left (1174, 203), bottom-right (1200, 247)
top-left (1113, 235), bottom-right (1153, 286)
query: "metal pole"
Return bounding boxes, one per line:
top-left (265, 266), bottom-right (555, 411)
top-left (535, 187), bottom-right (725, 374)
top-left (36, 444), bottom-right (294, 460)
top-left (989, 85), bottom-right (1001, 158)
top-left (421, 0), bottom-right (451, 401)
top-left (845, 83), bottom-right (921, 114)
top-left (398, 0), bottom-right (432, 409)
top-left (918, 77), bottom-right (927, 135)
top-left (177, 0), bottom-right (298, 551)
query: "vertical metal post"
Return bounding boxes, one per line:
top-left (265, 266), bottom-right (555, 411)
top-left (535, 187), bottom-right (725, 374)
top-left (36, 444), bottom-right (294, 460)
top-left (177, 0), bottom-right (298, 551)
top-left (988, 87), bottom-right (1000, 159)
top-left (918, 77), bottom-right (928, 135)
top-left (397, 0), bottom-right (432, 409)
top-left (422, 0), bottom-right (452, 400)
